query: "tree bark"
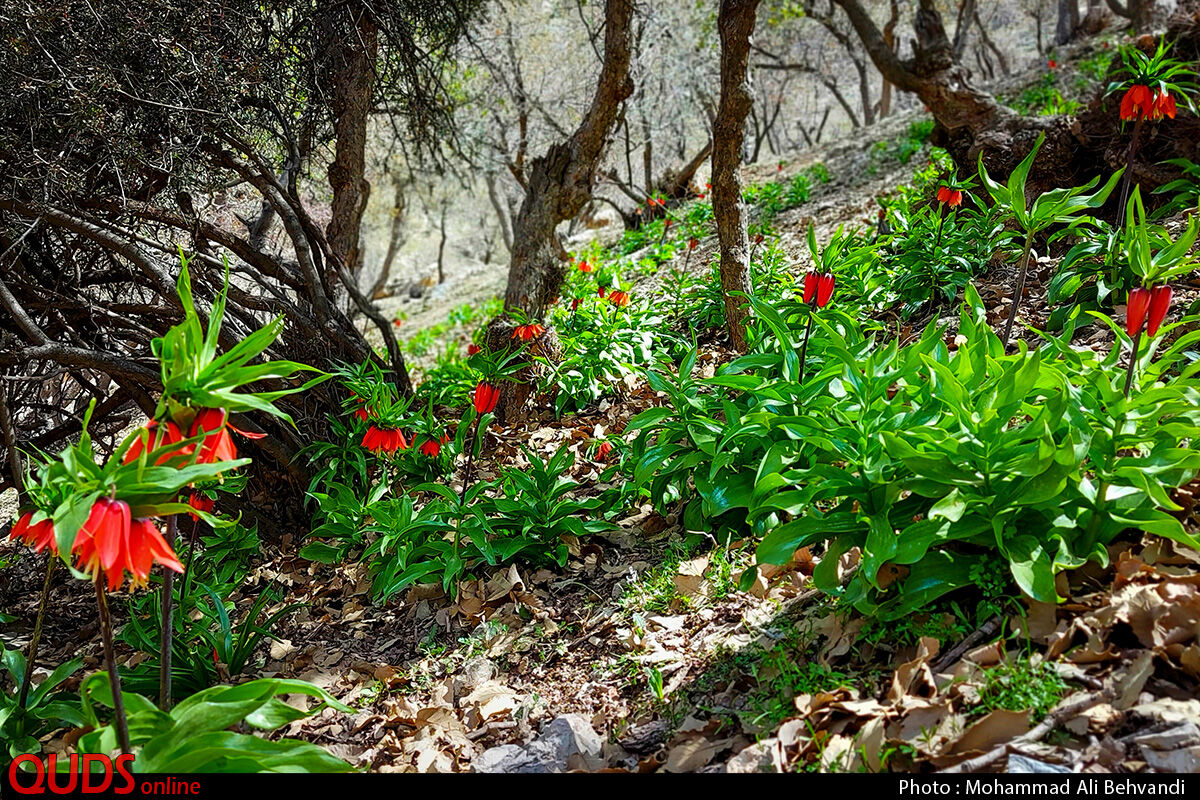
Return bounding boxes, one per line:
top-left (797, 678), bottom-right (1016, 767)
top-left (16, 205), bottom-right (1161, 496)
top-left (323, 6), bottom-right (378, 274)
top-left (1106, 0), bottom-right (1155, 32)
top-left (831, 0), bottom-right (1072, 183)
top-left (713, 0), bottom-right (761, 354)
top-left (501, 0), bottom-right (634, 317)
top-left (370, 175), bottom-right (409, 299)
top-left (1056, 0), bottom-right (1082, 45)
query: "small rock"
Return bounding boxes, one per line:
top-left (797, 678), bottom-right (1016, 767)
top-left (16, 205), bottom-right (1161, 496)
top-left (1006, 754), bottom-right (1072, 774)
top-left (459, 656), bottom-right (497, 690)
top-left (472, 714), bottom-right (604, 773)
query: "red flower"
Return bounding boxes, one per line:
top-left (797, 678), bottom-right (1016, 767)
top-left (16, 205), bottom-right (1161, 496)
top-left (609, 290), bottom-right (630, 308)
top-left (1153, 90), bottom-right (1176, 120)
top-left (72, 498), bottom-right (183, 591)
top-left (1147, 284), bottom-right (1173, 337)
top-left (123, 419), bottom-right (186, 465)
top-left (802, 271), bottom-right (818, 304)
top-left (1120, 84), bottom-right (1155, 121)
top-left (1047, 59), bottom-right (1057, 69)
top-left (596, 442), bottom-right (613, 462)
top-left (937, 186), bottom-right (963, 207)
top-left (597, 285), bottom-right (607, 298)
top-left (355, 406), bottom-right (370, 421)
top-left (9, 512), bottom-right (56, 554)
top-left (187, 493), bottom-right (215, 522)
top-left (392, 319), bottom-right (402, 327)
top-left (513, 323), bottom-right (546, 341)
top-left (704, 182), bottom-right (711, 191)
top-left (419, 438), bottom-right (442, 457)
top-left (362, 425), bottom-right (408, 455)
top-left (816, 272), bottom-right (835, 308)
top-left (571, 298), bottom-right (582, 311)
top-left (191, 408), bottom-right (263, 465)
top-left (665, 219), bottom-right (673, 229)
top-left (467, 343), bottom-right (481, 356)
top-left (754, 233), bottom-right (765, 245)
top-left (1127, 287), bottom-right (1151, 336)
top-left (578, 260), bottom-right (593, 273)
top-left (688, 237), bottom-right (699, 251)
top-left (474, 381), bottom-right (500, 415)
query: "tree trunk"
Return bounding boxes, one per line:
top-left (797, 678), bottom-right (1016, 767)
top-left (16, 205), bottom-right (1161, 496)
top-left (713, 0), bottom-right (761, 354)
top-left (370, 176), bottom-right (408, 299)
top-left (1106, 0), bottom-right (1155, 32)
top-left (879, 0), bottom-right (900, 119)
top-left (1081, 0), bottom-right (1110, 34)
top-left (832, 0), bottom-right (1072, 184)
top-left (323, 7), bottom-right (377, 274)
top-left (1056, 0), bottom-right (1082, 45)
top-left (501, 0), bottom-right (634, 317)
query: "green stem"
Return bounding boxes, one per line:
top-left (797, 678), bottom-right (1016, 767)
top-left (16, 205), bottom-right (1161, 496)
top-left (1123, 328), bottom-right (1142, 398)
top-left (1117, 118), bottom-right (1145, 226)
top-left (17, 557), bottom-right (56, 709)
top-left (95, 576), bottom-right (131, 755)
top-left (158, 514), bottom-right (178, 709)
top-left (1001, 231), bottom-right (1036, 349)
top-left (797, 312), bottom-right (816, 386)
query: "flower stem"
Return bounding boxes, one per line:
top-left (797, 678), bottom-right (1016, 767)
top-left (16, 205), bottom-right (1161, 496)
top-left (934, 207), bottom-right (947, 250)
top-left (17, 557), bottom-right (56, 709)
top-left (158, 513), bottom-right (177, 710)
top-left (1001, 231), bottom-right (1035, 349)
top-left (1117, 118), bottom-right (1145, 225)
top-left (1124, 328), bottom-right (1142, 397)
top-left (797, 312), bottom-right (816, 386)
top-left (94, 576), bottom-right (131, 754)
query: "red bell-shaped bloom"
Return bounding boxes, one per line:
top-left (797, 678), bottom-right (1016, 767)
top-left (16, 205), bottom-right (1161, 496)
top-left (123, 419), bottom-right (188, 465)
top-left (1153, 90), bottom-right (1176, 120)
top-left (474, 381), bottom-right (500, 415)
top-left (1120, 84), bottom-right (1155, 121)
top-left (578, 260), bottom-right (593, 273)
top-left (609, 290), bottom-right (630, 308)
top-left (688, 237), bottom-right (699, 251)
top-left (72, 498), bottom-right (183, 591)
top-left (187, 493), bottom-right (215, 522)
top-left (467, 343), bottom-right (481, 356)
top-left (190, 408), bottom-right (265, 465)
top-left (802, 271), bottom-right (818, 304)
top-left (513, 323), bottom-right (546, 341)
top-left (9, 511), bottom-right (57, 554)
top-left (596, 442), bottom-right (613, 462)
top-left (419, 438), bottom-right (441, 457)
top-left (597, 285), bottom-right (607, 298)
top-left (571, 298), bottom-right (582, 311)
top-left (1127, 287), bottom-right (1151, 336)
top-left (816, 272), bottom-right (835, 308)
top-left (1147, 284), bottom-right (1173, 337)
top-left (362, 425), bottom-right (408, 455)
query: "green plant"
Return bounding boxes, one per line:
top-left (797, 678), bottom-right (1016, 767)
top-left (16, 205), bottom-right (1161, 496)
top-left (626, 285), bottom-right (1200, 619)
top-left (977, 133), bottom-right (1121, 345)
top-left (881, 187), bottom-right (1001, 317)
top-left (1152, 158), bottom-right (1200, 218)
top-left (120, 578), bottom-right (303, 699)
top-left (1006, 73), bottom-right (1080, 116)
top-left (974, 655), bottom-right (1067, 722)
top-left (76, 674), bottom-right (354, 772)
top-left (0, 644), bottom-right (84, 757)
